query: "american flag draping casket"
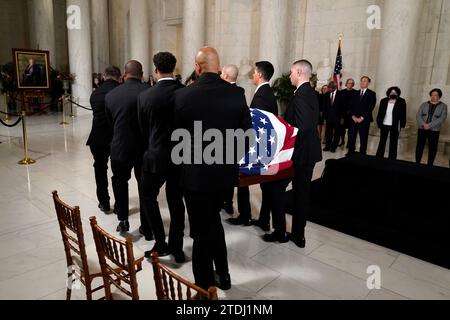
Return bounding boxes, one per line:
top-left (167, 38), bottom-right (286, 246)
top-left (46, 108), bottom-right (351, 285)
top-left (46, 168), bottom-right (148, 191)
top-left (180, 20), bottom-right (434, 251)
top-left (239, 108), bottom-right (298, 180)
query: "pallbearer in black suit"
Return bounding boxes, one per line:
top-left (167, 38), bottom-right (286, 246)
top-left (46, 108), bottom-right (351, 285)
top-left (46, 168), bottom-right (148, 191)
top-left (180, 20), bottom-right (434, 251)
top-left (347, 76), bottom-right (377, 156)
top-left (220, 64), bottom-right (246, 215)
top-left (174, 47), bottom-right (252, 291)
top-left (138, 52), bottom-right (186, 263)
top-left (323, 81), bottom-right (344, 153)
top-left (376, 87), bottom-right (407, 160)
top-left (285, 60), bottom-right (323, 248)
top-left (229, 61), bottom-right (278, 232)
top-left (87, 66), bottom-right (121, 213)
top-left (105, 61), bottom-right (151, 236)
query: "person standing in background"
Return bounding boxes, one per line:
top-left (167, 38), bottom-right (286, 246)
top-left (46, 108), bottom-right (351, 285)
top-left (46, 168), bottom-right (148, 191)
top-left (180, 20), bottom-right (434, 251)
top-left (340, 79), bottom-right (357, 147)
top-left (347, 76), bottom-right (377, 156)
top-left (376, 86), bottom-right (407, 160)
top-left (323, 81), bottom-right (344, 153)
top-left (416, 88), bottom-right (448, 166)
top-left (318, 85), bottom-right (329, 145)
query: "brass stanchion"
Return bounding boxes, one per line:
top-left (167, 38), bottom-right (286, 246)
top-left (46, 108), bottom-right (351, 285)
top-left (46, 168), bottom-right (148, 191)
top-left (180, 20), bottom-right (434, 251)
top-left (3, 93), bottom-right (9, 122)
top-left (60, 94), bottom-right (69, 125)
top-left (18, 111), bottom-right (36, 165)
top-left (69, 96), bottom-right (76, 118)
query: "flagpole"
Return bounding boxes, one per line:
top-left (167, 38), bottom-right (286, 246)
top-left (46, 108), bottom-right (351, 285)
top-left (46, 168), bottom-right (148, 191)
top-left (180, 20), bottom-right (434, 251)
top-left (335, 33), bottom-right (344, 90)
top-left (338, 32), bottom-right (343, 45)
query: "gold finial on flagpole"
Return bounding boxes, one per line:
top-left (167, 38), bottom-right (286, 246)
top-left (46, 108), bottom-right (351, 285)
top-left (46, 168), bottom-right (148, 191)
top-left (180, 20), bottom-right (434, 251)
top-left (338, 32), bottom-right (343, 44)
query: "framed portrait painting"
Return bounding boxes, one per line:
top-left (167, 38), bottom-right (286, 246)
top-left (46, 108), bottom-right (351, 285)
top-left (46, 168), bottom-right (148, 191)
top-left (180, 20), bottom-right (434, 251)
top-left (13, 49), bottom-right (50, 90)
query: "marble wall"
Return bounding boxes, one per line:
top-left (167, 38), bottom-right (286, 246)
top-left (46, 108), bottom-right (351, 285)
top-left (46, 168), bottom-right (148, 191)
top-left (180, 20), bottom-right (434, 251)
top-left (0, 0), bottom-right (29, 64)
top-left (1, 0), bottom-right (449, 139)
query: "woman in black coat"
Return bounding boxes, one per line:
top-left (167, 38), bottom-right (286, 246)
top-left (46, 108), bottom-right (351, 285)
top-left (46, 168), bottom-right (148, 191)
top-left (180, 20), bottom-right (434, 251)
top-left (376, 86), bottom-right (407, 160)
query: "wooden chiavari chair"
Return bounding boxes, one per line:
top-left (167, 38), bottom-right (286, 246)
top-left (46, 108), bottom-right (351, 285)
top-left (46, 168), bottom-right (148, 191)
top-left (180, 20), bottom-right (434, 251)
top-left (52, 191), bottom-right (104, 300)
top-left (151, 252), bottom-right (218, 300)
top-left (89, 216), bottom-right (152, 300)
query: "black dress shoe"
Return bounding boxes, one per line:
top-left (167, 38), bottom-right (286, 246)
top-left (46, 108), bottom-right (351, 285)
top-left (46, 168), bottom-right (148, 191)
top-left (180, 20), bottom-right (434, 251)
top-left (98, 203), bottom-right (111, 213)
top-left (330, 149), bottom-right (337, 153)
top-left (250, 220), bottom-right (270, 232)
top-left (215, 272), bottom-right (231, 291)
top-left (145, 244), bottom-right (170, 258)
top-left (263, 233), bottom-right (289, 243)
top-left (222, 203), bottom-right (234, 215)
top-left (339, 142), bottom-right (345, 147)
top-left (172, 251), bottom-right (186, 264)
top-left (288, 233), bottom-right (306, 248)
top-left (323, 148), bottom-right (331, 152)
top-left (116, 221), bottom-right (130, 233)
top-left (227, 217), bottom-right (251, 226)
top-left (139, 227), bottom-right (154, 241)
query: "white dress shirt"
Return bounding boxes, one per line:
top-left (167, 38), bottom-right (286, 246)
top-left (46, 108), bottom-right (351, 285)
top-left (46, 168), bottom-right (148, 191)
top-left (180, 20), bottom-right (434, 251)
top-left (255, 82), bottom-right (270, 94)
top-left (158, 77), bottom-right (174, 82)
top-left (294, 80), bottom-right (310, 94)
top-left (330, 90), bottom-right (337, 105)
top-left (383, 101), bottom-right (395, 126)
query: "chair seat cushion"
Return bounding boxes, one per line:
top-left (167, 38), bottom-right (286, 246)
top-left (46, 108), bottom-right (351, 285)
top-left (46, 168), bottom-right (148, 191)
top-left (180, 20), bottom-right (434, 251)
top-left (71, 243), bottom-right (102, 275)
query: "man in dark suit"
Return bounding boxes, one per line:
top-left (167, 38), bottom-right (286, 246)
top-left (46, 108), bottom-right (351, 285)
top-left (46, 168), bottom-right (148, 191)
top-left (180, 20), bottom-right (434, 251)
top-left (138, 52), bottom-right (186, 263)
top-left (347, 76), bottom-right (377, 156)
top-left (340, 79), bottom-right (357, 147)
top-left (285, 60), bottom-right (323, 248)
top-left (87, 66), bottom-right (121, 212)
top-left (220, 64), bottom-right (246, 215)
top-left (105, 60), bottom-right (151, 236)
top-left (229, 61), bottom-right (278, 231)
top-left (323, 81), bottom-right (344, 153)
top-left (174, 47), bottom-right (252, 291)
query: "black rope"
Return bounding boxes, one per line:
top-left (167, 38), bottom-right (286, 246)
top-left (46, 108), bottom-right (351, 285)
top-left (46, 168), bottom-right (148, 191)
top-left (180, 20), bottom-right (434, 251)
top-left (67, 98), bottom-right (93, 111)
top-left (0, 110), bottom-right (21, 117)
top-left (0, 115), bottom-right (22, 128)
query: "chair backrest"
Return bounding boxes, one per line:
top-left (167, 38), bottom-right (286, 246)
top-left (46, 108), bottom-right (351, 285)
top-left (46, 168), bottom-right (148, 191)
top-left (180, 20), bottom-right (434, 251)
top-left (151, 252), bottom-right (218, 300)
top-left (89, 216), bottom-right (143, 300)
top-left (52, 191), bottom-right (91, 279)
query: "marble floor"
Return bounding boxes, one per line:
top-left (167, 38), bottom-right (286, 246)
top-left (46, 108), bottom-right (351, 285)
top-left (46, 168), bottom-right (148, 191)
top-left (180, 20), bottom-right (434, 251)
top-left (1, 113), bottom-right (450, 300)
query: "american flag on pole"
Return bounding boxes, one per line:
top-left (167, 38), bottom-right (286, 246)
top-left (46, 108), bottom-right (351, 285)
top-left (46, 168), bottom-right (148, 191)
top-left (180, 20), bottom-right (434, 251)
top-left (333, 38), bottom-right (343, 90)
top-left (239, 108), bottom-right (298, 176)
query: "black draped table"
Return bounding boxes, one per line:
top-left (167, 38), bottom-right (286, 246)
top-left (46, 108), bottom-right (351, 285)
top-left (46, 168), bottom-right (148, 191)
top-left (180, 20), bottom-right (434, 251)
top-left (307, 155), bottom-right (450, 269)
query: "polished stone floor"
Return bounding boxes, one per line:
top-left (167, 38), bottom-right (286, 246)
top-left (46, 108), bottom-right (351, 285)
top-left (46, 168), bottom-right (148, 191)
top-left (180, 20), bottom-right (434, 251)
top-left (1, 113), bottom-right (450, 300)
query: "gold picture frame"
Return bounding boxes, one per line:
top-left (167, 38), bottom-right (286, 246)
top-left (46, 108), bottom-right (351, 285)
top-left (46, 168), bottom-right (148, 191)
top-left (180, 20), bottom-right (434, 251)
top-left (13, 49), bottom-right (50, 90)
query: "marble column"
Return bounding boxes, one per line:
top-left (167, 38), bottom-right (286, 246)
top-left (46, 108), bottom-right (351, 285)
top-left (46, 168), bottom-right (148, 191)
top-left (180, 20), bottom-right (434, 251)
top-left (28, 0), bottom-right (56, 66)
top-left (181, 0), bottom-right (206, 79)
top-left (91, 0), bottom-right (110, 73)
top-left (129, 0), bottom-right (151, 77)
top-left (375, 0), bottom-right (425, 107)
top-left (258, 0), bottom-right (289, 81)
top-left (67, 0), bottom-right (93, 115)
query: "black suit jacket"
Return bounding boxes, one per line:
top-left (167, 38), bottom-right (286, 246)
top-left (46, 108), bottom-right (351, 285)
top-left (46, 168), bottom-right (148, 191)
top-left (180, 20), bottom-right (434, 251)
top-left (87, 79), bottom-right (120, 148)
top-left (323, 90), bottom-right (345, 124)
top-left (350, 89), bottom-right (377, 123)
top-left (105, 79), bottom-right (149, 161)
top-left (174, 73), bottom-right (252, 192)
top-left (138, 80), bottom-right (184, 174)
top-left (340, 88), bottom-right (357, 118)
top-left (285, 83), bottom-right (323, 166)
top-left (251, 83), bottom-right (278, 115)
top-left (376, 97), bottom-right (407, 130)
